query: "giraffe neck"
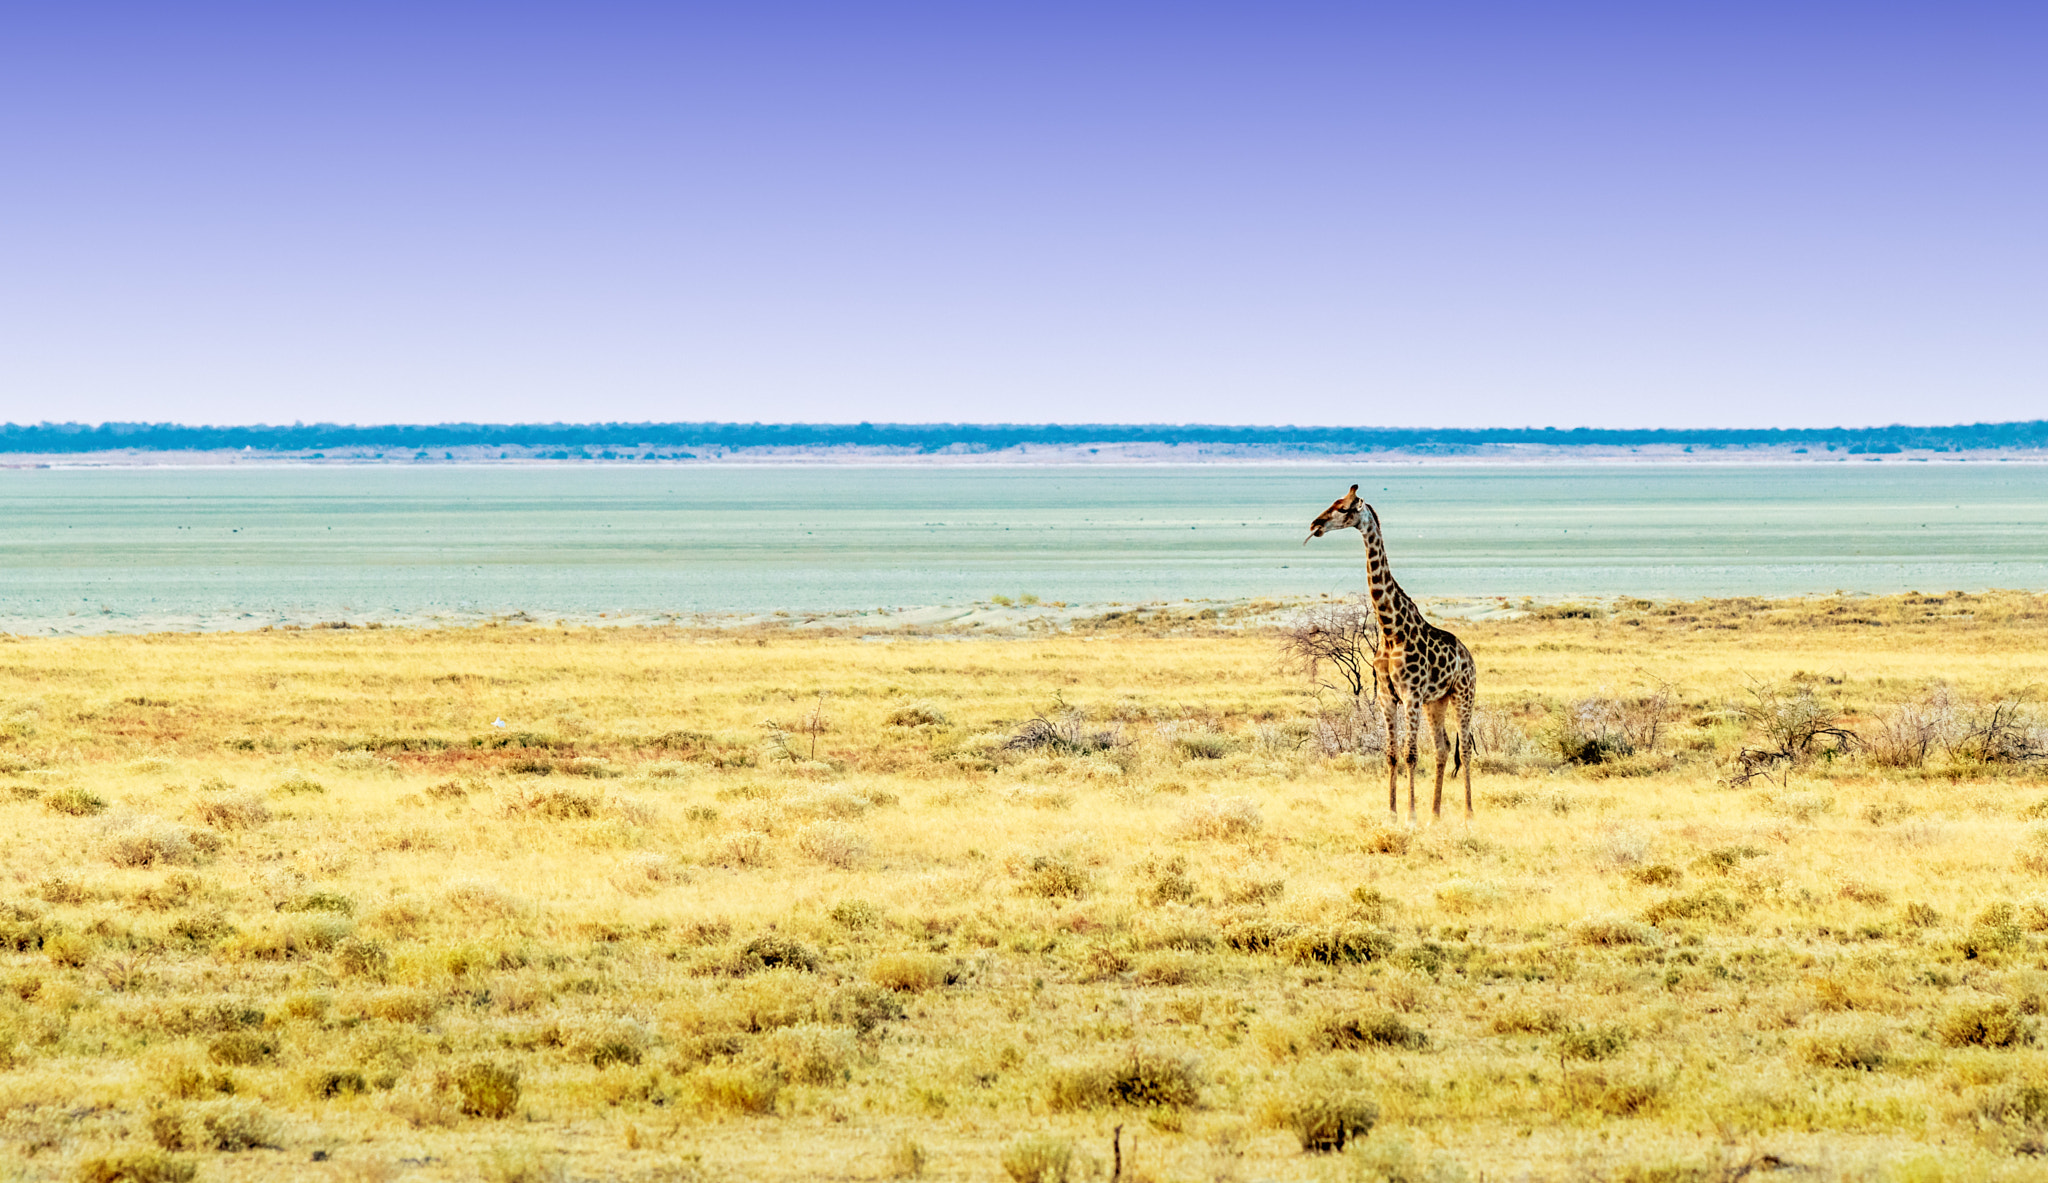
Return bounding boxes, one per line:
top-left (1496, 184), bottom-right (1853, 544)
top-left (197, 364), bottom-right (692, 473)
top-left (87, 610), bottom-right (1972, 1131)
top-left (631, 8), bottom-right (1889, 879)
top-left (1359, 508), bottom-right (1428, 645)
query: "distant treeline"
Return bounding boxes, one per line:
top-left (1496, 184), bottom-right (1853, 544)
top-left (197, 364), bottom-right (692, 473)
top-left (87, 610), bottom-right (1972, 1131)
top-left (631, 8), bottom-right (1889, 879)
top-left (5, 420), bottom-right (2048, 454)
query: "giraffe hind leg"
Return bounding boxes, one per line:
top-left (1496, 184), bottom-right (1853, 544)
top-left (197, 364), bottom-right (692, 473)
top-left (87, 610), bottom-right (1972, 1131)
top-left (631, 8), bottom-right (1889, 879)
top-left (1428, 698), bottom-right (1451, 821)
top-left (1456, 683), bottom-right (1477, 818)
top-left (1380, 694), bottom-right (1401, 818)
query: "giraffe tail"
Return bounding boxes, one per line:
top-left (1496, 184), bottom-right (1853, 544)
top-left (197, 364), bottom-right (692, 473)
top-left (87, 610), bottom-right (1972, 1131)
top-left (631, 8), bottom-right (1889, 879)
top-left (1449, 731), bottom-right (1464, 777)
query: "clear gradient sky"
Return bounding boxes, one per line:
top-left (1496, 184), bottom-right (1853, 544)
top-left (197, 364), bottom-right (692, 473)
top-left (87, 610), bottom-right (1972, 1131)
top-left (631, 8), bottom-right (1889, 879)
top-left (1, 3), bottom-right (2042, 429)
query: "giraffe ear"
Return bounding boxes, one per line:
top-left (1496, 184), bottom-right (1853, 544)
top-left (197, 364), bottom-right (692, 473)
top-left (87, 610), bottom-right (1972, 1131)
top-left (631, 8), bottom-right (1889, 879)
top-left (1339, 486), bottom-right (1360, 510)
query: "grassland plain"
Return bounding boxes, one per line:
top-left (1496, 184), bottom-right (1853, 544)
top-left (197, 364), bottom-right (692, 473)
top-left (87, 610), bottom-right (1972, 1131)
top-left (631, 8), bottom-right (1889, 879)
top-left (3, 594), bottom-right (2048, 1182)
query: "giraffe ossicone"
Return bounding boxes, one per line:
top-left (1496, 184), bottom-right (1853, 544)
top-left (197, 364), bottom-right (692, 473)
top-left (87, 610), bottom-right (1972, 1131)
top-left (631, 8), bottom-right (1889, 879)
top-left (1306, 485), bottom-right (1478, 822)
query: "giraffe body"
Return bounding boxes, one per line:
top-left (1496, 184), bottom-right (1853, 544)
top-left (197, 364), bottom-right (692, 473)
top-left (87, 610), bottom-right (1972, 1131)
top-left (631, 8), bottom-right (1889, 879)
top-left (1307, 486), bottom-right (1477, 821)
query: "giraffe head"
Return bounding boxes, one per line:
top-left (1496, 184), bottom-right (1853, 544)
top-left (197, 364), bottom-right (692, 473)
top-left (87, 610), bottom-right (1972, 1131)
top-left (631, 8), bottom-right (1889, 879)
top-left (1305, 485), bottom-right (1373, 543)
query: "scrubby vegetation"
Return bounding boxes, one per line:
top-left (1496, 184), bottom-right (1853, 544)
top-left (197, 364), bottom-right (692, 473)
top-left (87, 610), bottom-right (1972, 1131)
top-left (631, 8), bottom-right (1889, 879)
top-left (0, 591), bottom-right (2045, 1178)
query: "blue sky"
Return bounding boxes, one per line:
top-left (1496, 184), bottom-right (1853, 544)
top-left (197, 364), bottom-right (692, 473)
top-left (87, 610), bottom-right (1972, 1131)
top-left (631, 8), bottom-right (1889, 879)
top-left (0, 3), bottom-right (2041, 429)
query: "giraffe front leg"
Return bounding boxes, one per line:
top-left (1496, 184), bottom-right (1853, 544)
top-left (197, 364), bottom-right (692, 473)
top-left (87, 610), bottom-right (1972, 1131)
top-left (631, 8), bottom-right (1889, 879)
top-left (1379, 695), bottom-right (1401, 818)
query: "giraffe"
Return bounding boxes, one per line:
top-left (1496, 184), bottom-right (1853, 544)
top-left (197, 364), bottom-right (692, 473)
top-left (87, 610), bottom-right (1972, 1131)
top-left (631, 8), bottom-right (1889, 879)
top-left (1305, 485), bottom-right (1477, 821)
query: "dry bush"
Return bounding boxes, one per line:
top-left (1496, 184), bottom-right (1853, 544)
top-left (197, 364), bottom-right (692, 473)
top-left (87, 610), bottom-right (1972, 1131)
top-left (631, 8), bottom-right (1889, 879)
top-left (102, 816), bottom-right (216, 868)
top-left (1591, 824), bottom-right (1651, 868)
top-left (275, 772), bottom-right (326, 794)
top-left (1360, 825), bottom-right (1411, 855)
top-left (1472, 704), bottom-right (1538, 770)
top-left (1171, 795), bottom-right (1262, 841)
top-left (1279, 927), bottom-right (1393, 966)
top-left (1013, 853), bottom-right (1089, 899)
top-left (758, 1023), bottom-right (857, 1084)
top-left (1492, 1007), bottom-right (1569, 1035)
top-left (1938, 1002), bottom-right (2026, 1048)
top-left (1258, 1072), bottom-right (1379, 1153)
top-left (1309, 701), bottom-right (1385, 758)
top-left (711, 829), bottom-right (774, 868)
top-left (886, 702), bottom-right (948, 727)
top-left (1007, 708), bottom-right (1121, 757)
top-left (504, 786), bottom-right (602, 819)
top-left (455, 1060), bottom-right (522, 1118)
top-left (999, 1135), bottom-right (1073, 1183)
top-left (884, 1136), bottom-right (928, 1180)
top-left (1641, 890), bottom-right (1747, 926)
top-left (1731, 680), bottom-right (1859, 786)
top-left (1046, 1048), bottom-right (1203, 1110)
top-left (1173, 730), bottom-right (1240, 760)
top-left (336, 937), bottom-right (392, 979)
top-left (868, 953), bottom-right (955, 993)
top-left (206, 1030), bottom-right (277, 1067)
top-left (690, 1065), bottom-right (780, 1114)
top-left (733, 934), bottom-right (822, 974)
top-left (1866, 687), bottom-right (1959, 768)
top-left (197, 1100), bottom-right (281, 1151)
top-left (330, 750), bottom-right (394, 773)
top-left (1557, 1024), bottom-right (1633, 1062)
top-left (194, 793), bottom-right (271, 830)
top-left (795, 820), bottom-right (868, 868)
top-left (1574, 916), bottom-right (1659, 947)
top-left (75, 1150), bottom-right (197, 1183)
top-left (45, 786), bottom-right (107, 816)
top-left (443, 879), bottom-right (525, 918)
top-left (1800, 1023), bottom-right (1891, 1071)
top-left (1953, 698), bottom-right (2048, 765)
top-left (1316, 1010), bottom-right (1427, 1052)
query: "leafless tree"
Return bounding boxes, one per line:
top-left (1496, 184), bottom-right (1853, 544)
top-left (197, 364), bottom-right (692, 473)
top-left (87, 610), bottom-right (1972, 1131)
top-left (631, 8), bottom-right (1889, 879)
top-left (1279, 599), bottom-right (1384, 755)
top-left (1278, 599), bottom-right (1380, 702)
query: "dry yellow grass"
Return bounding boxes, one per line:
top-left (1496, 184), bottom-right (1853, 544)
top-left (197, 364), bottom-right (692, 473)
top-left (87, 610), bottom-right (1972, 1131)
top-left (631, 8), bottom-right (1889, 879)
top-left (2, 591), bottom-right (2048, 1181)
